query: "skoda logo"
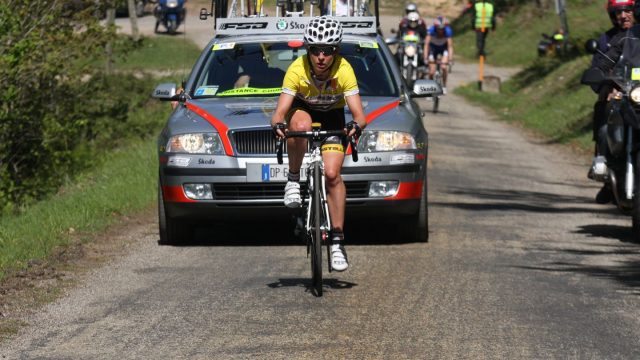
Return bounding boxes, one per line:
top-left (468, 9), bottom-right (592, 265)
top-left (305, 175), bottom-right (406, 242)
top-left (276, 19), bottom-right (288, 31)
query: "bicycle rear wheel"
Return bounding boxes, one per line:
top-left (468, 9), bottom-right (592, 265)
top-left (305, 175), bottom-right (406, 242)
top-left (310, 162), bottom-right (323, 296)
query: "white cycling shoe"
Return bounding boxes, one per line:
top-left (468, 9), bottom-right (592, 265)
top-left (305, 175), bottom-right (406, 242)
top-left (284, 181), bottom-right (301, 208)
top-left (330, 243), bottom-right (349, 272)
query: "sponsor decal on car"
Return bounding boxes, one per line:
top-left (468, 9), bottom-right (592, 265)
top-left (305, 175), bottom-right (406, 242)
top-left (217, 87), bottom-right (282, 96)
top-left (212, 42), bottom-right (236, 51)
top-left (358, 41), bottom-right (379, 49)
top-left (363, 156), bottom-right (382, 163)
top-left (390, 154), bottom-right (415, 165)
top-left (276, 19), bottom-right (288, 31)
top-left (168, 156), bottom-right (191, 167)
top-left (195, 86), bottom-right (219, 96)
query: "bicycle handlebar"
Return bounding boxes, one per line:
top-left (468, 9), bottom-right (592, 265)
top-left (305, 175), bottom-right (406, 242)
top-left (275, 130), bottom-right (359, 164)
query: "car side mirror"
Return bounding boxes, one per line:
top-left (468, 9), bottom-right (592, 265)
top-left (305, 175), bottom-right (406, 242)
top-left (152, 83), bottom-right (179, 101)
top-left (411, 79), bottom-right (443, 98)
top-left (580, 68), bottom-right (605, 86)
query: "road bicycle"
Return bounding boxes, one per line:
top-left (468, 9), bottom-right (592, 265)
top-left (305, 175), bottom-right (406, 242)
top-left (276, 123), bottom-right (358, 296)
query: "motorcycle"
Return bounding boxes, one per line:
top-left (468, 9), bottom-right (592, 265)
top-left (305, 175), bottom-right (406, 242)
top-left (537, 33), bottom-right (562, 57)
top-left (582, 39), bottom-right (640, 241)
top-left (386, 30), bottom-right (425, 88)
top-left (152, 0), bottom-right (186, 34)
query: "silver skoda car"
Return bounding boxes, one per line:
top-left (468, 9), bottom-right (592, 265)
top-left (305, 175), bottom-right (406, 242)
top-left (153, 15), bottom-right (440, 245)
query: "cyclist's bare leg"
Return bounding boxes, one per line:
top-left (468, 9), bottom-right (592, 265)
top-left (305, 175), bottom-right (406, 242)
top-left (322, 150), bottom-right (346, 231)
top-left (286, 110), bottom-right (312, 173)
top-left (441, 54), bottom-right (449, 87)
top-left (428, 60), bottom-right (436, 80)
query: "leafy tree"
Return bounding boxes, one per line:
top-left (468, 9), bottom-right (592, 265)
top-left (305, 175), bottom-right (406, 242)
top-left (0, 0), bottom-right (131, 212)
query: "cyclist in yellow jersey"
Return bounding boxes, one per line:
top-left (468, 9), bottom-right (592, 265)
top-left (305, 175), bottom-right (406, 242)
top-left (271, 16), bottom-right (366, 272)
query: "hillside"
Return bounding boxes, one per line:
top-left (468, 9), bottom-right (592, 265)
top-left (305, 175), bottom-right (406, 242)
top-left (452, 0), bottom-right (612, 152)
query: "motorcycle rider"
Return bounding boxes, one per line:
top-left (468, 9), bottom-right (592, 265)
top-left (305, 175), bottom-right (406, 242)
top-left (424, 16), bottom-right (454, 94)
top-left (396, 3), bottom-right (427, 39)
top-left (396, 11), bottom-right (428, 75)
top-left (590, 0), bottom-right (636, 203)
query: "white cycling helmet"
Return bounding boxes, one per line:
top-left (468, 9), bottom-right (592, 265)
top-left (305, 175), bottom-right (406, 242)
top-left (304, 16), bottom-right (343, 46)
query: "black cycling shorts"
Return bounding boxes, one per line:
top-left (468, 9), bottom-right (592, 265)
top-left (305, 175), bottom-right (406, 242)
top-left (286, 99), bottom-right (347, 153)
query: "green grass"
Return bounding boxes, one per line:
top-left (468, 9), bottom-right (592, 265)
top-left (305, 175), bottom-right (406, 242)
top-left (115, 36), bottom-right (202, 71)
top-left (0, 105), bottom-right (168, 278)
top-left (453, 1), bottom-right (608, 153)
top-left (453, 1), bottom-right (609, 67)
top-left (0, 35), bottom-right (185, 279)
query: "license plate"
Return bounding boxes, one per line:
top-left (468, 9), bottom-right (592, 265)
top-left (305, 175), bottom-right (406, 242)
top-left (246, 163), bottom-right (307, 182)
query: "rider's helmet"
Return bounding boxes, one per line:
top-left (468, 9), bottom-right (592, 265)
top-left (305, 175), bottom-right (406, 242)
top-left (607, 0), bottom-right (634, 26)
top-left (405, 2), bottom-right (418, 15)
top-left (304, 16), bottom-right (343, 46)
top-left (433, 16), bottom-right (446, 30)
top-left (407, 12), bottom-right (420, 29)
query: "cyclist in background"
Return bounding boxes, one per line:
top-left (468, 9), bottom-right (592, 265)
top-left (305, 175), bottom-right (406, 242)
top-left (424, 16), bottom-right (454, 94)
top-left (271, 16), bottom-right (367, 272)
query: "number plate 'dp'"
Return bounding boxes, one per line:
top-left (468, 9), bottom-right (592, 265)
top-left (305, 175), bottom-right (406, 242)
top-left (246, 163), bottom-right (307, 182)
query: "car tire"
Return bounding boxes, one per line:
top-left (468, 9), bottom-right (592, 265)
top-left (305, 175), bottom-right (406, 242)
top-left (158, 183), bottom-right (192, 245)
top-left (402, 173), bottom-right (429, 242)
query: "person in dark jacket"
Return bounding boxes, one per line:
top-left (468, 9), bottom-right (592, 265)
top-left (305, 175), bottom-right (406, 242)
top-left (590, 0), bottom-right (637, 203)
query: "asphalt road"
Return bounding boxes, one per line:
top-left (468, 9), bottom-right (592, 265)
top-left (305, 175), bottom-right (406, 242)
top-left (3, 12), bottom-right (640, 360)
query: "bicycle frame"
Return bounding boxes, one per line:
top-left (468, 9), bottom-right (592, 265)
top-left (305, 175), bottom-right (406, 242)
top-left (276, 125), bottom-right (358, 296)
top-left (304, 145), bottom-right (332, 247)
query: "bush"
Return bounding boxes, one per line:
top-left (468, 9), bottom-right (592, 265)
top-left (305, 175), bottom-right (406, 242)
top-left (0, 0), bottom-right (154, 213)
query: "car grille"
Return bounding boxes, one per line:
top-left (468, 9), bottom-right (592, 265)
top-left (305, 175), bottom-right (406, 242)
top-left (212, 181), bottom-right (369, 200)
top-left (232, 129), bottom-right (285, 156)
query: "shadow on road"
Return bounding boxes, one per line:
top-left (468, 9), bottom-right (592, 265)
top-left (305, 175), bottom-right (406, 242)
top-left (267, 278), bottom-right (358, 293)
top-left (431, 186), bottom-right (617, 215)
top-left (513, 225), bottom-right (640, 293)
top-left (160, 219), bottom-right (424, 247)
top-left (514, 260), bottom-right (640, 295)
top-left (575, 224), bottom-right (637, 243)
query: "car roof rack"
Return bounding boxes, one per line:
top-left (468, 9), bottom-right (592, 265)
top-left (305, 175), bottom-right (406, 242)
top-left (199, 0), bottom-right (380, 36)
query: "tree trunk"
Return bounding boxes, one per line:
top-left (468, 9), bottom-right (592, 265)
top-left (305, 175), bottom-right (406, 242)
top-left (105, 8), bottom-right (116, 75)
top-left (127, 0), bottom-right (140, 41)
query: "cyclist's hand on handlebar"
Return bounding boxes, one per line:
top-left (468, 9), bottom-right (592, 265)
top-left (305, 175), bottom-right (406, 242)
top-left (272, 122), bottom-right (286, 139)
top-left (345, 121), bottom-right (362, 139)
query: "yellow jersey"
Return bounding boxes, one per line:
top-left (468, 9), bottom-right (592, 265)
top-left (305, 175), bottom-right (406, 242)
top-left (282, 55), bottom-right (359, 111)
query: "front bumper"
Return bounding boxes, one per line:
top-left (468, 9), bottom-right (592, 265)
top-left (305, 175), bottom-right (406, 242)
top-left (159, 152), bottom-right (426, 221)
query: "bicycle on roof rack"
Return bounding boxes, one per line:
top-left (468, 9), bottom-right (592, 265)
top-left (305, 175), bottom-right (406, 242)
top-left (276, 123), bottom-right (358, 297)
top-left (198, 0), bottom-right (380, 28)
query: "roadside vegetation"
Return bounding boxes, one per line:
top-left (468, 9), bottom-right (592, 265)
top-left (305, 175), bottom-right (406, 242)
top-left (0, 1), bottom-right (201, 280)
top-left (453, 0), bottom-right (608, 151)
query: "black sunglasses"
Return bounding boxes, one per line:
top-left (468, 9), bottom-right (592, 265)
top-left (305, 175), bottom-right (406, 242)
top-left (308, 46), bottom-right (338, 56)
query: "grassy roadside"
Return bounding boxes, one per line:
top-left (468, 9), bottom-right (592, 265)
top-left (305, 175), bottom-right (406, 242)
top-left (0, 36), bottom-right (201, 280)
top-left (0, 37), bottom-right (201, 340)
top-left (453, 1), bottom-right (605, 153)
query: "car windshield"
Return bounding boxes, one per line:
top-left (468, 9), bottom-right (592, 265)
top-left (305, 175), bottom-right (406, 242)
top-left (191, 40), bottom-right (398, 98)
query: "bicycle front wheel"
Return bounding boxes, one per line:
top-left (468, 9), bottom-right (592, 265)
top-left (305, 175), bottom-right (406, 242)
top-left (311, 162), bottom-right (323, 296)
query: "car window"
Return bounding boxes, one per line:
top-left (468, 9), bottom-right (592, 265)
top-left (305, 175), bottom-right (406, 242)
top-left (192, 40), bottom-right (398, 98)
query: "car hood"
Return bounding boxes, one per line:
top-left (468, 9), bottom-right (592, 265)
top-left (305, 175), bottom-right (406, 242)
top-left (173, 96), bottom-right (416, 133)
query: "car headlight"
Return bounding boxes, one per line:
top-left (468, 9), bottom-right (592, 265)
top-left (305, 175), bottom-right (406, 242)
top-left (357, 131), bottom-right (416, 152)
top-left (631, 86), bottom-right (640, 104)
top-left (166, 133), bottom-right (224, 154)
